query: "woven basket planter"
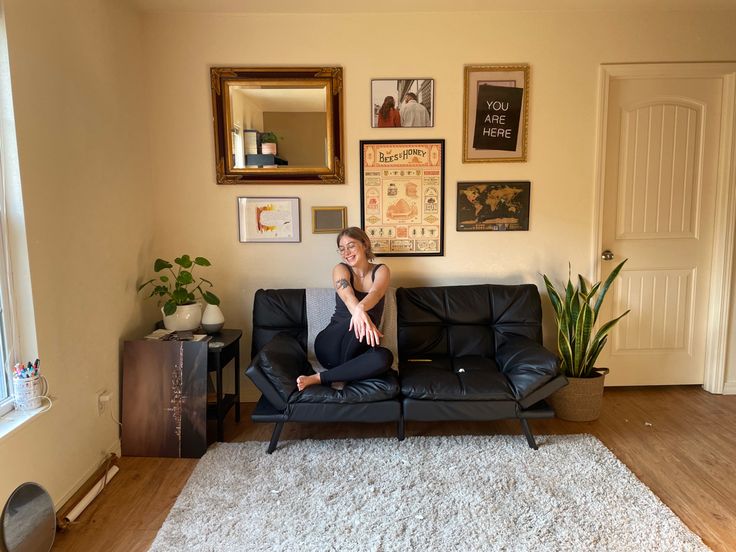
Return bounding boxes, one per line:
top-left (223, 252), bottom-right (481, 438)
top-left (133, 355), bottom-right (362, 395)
top-left (548, 368), bottom-right (609, 422)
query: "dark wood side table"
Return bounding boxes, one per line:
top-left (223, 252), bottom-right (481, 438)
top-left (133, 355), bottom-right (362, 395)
top-left (207, 329), bottom-right (242, 442)
top-left (122, 339), bottom-right (208, 458)
top-left (121, 328), bottom-right (243, 458)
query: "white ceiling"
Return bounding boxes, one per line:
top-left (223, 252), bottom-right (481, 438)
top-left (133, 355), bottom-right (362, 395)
top-left (234, 87), bottom-right (326, 112)
top-left (132, 0), bottom-right (736, 13)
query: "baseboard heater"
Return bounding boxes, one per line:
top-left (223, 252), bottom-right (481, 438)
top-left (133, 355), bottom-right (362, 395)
top-left (56, 453), bottom-right (119, 530)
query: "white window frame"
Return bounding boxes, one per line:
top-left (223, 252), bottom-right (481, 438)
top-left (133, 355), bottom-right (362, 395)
top-left (0, 8), bottom-right (21, 417)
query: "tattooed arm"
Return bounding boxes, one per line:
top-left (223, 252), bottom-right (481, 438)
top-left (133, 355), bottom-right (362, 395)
top-left (333, 264), bottom-right (359, 312)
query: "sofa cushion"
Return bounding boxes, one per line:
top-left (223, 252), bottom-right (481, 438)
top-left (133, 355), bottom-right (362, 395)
top-left (399, 356), bottom-right (515, 401)
top-left (254, 333), bottom-right (311, 404)
top-left (496, 335), bottom-right (559, 400)
top-left (290, 370), bottom-right (400, 404)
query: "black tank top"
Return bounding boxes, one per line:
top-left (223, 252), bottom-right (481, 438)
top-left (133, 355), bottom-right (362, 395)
top-left (332, 263), bottom-right (385, 325)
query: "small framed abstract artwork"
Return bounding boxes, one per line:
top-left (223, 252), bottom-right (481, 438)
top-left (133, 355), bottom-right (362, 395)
top-left (237, 197), bottom-right (300, 242)
top-left (463, 64), bottom-right (530, 162)
top-left (457, 181), bottom-right (530, 231)
top-left (312, 206), bottom-right (347, 234)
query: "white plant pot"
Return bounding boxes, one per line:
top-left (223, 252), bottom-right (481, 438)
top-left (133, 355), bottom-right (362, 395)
top-left (162, 302), bottom-right (202, 331)
top-left (262, 142), bottom-right (277, 155)
top-left (201, 304), bottom-right (225, 334)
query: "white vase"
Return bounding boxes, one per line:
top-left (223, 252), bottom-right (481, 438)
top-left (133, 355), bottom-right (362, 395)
top-left (201, 304), bottom-right (225, 334)
top-left (162, 302), bottom-right (202, 331)
top-left (262, 142), bottom-right (277, 155)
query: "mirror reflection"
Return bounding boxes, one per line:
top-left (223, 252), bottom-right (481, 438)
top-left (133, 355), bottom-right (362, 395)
top-left (211, 67), bottom-right (344, 184)
top-left (229, 85), bottom-right (327, 169)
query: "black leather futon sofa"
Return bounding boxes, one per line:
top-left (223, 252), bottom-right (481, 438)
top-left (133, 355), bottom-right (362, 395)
top-left (246, 283), bottom-right (567, 453)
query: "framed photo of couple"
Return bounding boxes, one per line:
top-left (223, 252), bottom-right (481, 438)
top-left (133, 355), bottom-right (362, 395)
top-left (463, 64), bottom-right (530, 163)
top-left (371, 79), bottom-right (434, 128)
top-left (360, 139), bottom-right (444, 256)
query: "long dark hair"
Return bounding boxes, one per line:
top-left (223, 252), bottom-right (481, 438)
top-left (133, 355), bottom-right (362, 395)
top-left (378, 96), bottom-right (395, 120)
top-left (336, 227), bottom-right (375, 261)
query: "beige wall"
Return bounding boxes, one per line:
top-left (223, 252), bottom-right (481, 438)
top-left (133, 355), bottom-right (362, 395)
top-left (2, 1), bottom-right (736, 511)
top-left (143, 9), bottom-right (736, 399)
top-left (0, 0), bottom-right (154, 507)
top-left (263, 112), bottom-right (326, 166)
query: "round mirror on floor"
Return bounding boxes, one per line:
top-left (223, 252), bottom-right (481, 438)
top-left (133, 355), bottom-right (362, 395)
top-left (1, 482), bottom-right (55, 552)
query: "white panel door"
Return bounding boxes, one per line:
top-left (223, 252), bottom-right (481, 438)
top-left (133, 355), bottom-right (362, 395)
top-left (599, 75), bottom-right (723, 385)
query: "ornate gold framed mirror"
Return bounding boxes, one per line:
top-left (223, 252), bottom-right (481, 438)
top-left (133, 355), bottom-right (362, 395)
top-left (211, 67), bottom-right (344, 184)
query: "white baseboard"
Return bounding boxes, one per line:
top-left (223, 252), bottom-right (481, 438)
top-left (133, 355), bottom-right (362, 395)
top-left (722, 381), bottom-right (736, 395)
top-left (54, 439), bottom-right (121, 511)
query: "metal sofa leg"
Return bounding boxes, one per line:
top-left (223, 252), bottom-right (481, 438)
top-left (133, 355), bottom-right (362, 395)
top-left (397, 415), bottom-right (405, 441)
top-left (519, 418), bottom-right (539, 450)
top-left (267, 422), bottom-right (285, 454)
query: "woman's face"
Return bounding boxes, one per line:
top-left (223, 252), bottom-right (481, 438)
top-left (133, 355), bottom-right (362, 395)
top-left (338, 236), bottom-right (365, 266)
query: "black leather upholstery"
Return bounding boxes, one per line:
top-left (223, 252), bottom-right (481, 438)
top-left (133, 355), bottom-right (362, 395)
top-left (291, 371), bottom-right (400, 404)
top-left (246, 283), bottom-right (567, 452)
top-left (496, 335), bottom-right (558, 400)
top-left (396, 284), bottom-right (542, 359)
top-left (251, 289), bottom-right (307, 358)
top-left (250, 333), bottom-right (311, 404)
top-left (399, 357), bottom-right (515, 401)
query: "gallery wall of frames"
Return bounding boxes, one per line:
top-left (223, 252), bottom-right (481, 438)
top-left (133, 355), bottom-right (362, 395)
top-left (214, 66), bottom-right (532, 257)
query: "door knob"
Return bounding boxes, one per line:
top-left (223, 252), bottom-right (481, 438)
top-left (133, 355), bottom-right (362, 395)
top-left (601, 250), bottom-right (614, 261)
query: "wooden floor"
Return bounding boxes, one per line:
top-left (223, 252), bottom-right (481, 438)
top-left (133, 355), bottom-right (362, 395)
top-left (52, 386), bottom-right (736, 551)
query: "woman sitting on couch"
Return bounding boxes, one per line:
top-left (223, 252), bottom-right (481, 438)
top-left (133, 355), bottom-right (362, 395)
top-left (296, 227), bottom-right (393, 391)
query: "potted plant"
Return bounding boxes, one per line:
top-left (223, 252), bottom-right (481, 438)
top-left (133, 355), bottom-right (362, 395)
top-left (138, 255), bottom-right (220, 331)
top-left (260, 131), bottom-right (279, 155)
top-left (542, 259), bottom-right (629, 421)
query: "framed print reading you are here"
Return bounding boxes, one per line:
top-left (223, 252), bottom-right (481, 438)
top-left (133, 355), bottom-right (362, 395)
top-left (463, 64), bottom-right (530, 163)
top-left (360, 140), bottom-right (444, 256)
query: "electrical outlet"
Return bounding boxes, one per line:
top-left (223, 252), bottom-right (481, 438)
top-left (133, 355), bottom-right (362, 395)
top-left (97, 391), bottom-right (110, 416)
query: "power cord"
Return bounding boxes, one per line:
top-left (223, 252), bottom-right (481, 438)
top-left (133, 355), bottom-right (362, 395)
top-left (98, 393), bottom-right (122, 427)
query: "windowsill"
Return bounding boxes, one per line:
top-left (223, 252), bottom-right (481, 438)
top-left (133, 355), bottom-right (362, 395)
top-left (0, 401), bottom-right (51, 441)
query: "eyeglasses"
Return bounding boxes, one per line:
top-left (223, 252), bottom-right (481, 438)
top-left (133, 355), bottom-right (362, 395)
top-left (337, 242), bottom-right (359, 255)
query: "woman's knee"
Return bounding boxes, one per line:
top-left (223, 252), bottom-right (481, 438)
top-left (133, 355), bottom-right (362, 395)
top-left (371, 346), bottom-right (394, 369)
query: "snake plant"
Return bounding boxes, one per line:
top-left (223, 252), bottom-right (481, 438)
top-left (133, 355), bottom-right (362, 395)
top-left (543, 260), bottom-right (629, 378)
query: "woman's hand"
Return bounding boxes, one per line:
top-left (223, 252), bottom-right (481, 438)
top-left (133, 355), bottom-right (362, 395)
top-left (349, 304), bottom-right (383, 347)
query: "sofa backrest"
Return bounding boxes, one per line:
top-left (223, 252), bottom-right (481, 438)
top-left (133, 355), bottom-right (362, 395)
top-left (251, 288), bottom-right (307, 358)
top-left (396, 284), bottom-right (543, 360)
top-left (251, 288), bottom-right (398, 368)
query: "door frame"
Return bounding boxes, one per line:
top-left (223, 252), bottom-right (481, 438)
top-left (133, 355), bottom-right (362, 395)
top-left (592, 62), bottom-right (736, 394)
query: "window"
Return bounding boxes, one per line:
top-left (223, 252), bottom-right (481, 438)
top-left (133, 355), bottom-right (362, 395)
top-left (0, 224), bottom-right (10, 413)
top-left (0, 8), bottom-right (20, 417)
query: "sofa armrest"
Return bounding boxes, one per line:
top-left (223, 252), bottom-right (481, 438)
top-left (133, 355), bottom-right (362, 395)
top-left (246, 333), bottom-right (311, 409)
top-left (496, 336), bottom-right (559, 400)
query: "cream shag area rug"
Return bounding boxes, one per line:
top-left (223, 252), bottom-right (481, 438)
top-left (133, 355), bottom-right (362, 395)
top-left (149, 435), bottom-right (708, 552)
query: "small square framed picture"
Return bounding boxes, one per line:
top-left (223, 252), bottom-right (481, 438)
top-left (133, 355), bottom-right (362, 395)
top-left (238, 197), bottom-right (300, 242)
top-left (457, 181), bottom-right (530, 231)
top-left (371, 79), bottom-right (434, 128)
top-left (312, 206), bottom-right (347, 234)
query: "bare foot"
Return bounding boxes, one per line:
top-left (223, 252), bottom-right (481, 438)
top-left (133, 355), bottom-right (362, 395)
top-left (296, 373), bottom-right (321, 391)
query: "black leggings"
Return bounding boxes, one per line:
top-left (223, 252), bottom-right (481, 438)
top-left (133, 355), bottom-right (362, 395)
top-left (314, 318), bottom-right (393, 384)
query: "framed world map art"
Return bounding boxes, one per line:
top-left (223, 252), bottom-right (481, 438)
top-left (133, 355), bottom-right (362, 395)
top-left (457, 181), bottom-right (530, 231)
top-left (360, 140), bottom-right (445, 256)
